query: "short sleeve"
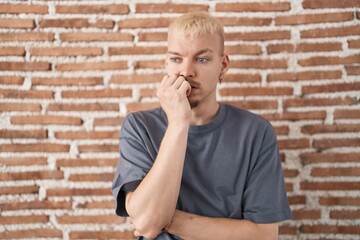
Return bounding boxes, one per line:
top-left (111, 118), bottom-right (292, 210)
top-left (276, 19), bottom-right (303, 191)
top-left (242, 122), bottom-right (292, 223)
top-left (111, 113), bottom-right (154, 217)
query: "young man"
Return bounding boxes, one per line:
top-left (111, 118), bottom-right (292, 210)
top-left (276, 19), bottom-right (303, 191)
top-left (112, 12), bottom-right (292, 240)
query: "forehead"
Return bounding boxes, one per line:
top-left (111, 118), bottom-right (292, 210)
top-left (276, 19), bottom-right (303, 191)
top-left (167, 33), bottom-right (222, 55)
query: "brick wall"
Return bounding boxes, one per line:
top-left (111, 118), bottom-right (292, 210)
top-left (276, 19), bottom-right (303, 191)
top-left (0, 0), bottom-right (359, 239)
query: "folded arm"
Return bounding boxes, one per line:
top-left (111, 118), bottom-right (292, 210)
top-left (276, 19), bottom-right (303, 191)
top-left (166, 210), bottom-right (278, 240)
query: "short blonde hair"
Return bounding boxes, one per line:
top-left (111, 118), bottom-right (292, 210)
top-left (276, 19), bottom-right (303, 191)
top-left (168, 12), bottom-right (225, 53)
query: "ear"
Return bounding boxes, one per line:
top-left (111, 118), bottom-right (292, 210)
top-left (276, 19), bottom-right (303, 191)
top-left (221, 54), bottom-right (230, 74)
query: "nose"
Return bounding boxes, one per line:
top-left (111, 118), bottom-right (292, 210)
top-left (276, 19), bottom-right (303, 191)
top-left (180, 59), bottom-right (195, 78)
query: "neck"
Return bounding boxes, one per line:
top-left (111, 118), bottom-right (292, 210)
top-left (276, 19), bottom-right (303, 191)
top-left (190, 100), bottom-right (220, 126)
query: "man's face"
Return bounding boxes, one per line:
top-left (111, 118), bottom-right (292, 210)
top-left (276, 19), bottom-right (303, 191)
top-left (165, 32), bottom-right (228, 109)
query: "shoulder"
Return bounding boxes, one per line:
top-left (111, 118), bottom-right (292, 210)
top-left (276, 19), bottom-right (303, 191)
top-left (122, 107), bottom-right (166, 133)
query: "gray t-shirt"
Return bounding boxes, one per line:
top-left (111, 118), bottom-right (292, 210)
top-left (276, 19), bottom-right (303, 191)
top-left (112, 104), bottom-right (292, 239)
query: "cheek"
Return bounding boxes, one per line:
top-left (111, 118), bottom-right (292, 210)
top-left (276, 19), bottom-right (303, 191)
top-left (165, 61), bottom-right (178, 75)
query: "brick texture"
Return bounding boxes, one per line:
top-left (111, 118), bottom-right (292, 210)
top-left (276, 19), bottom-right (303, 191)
top-left (0, 0), bottom-right (359, 239)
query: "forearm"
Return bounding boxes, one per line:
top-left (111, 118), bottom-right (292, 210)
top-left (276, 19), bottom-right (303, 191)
top-left (166, 210), bottom-right (278, 240)
top-left (126, 123), bottom-right (189, 235)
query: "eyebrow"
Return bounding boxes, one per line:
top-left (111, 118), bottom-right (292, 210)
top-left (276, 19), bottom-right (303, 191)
top-left (167, 48), bottom-right (214, 56)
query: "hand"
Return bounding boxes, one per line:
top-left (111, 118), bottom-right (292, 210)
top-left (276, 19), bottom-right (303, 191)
top-left (156, 74), bottom-right (192, 126)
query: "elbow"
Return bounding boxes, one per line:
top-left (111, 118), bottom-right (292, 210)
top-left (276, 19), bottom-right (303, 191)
top-left (131, 215), bottom-right (168, 239)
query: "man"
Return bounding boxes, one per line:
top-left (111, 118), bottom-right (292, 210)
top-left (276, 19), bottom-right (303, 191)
top-left (112, 12), bottom-right (292, 239)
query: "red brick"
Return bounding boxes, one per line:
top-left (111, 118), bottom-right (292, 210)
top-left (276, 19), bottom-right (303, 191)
top-left (40, 19), bottom-right (114, 28)
top-left (301, 181), bottom-right (360, 190)
top-left (69, 231), bottom-right (135, 239)
top-left (284, 97), bottom-right (354, 107)
top-left (267, 42), bottom-right (342, 54)
top-left (138, 32), bottom-right (167, 42)
top-left (0, 186), bottom-right (39, 195)
top-left (0, 157), bottom-right (47, 166)
top-left (216, 2), bottom-right (290, 12)
top-left (0, 61), bottom-right (50, 71)
top-left (77, 200), bottom-right (114, 209)
top-left (0, 18), bottom-right (34, 28)
top-left (134, 60), bottom-right (164, 69)
top-left (0, 130), bottom-right (47, 139)
top-left (0, 76), bottom-right (24, 85)
top-left (330, 210), bottom-right (360, 219)
top-left (300, 224), bottom-right (360, 234)
top-left (0, 32), bottom-right (54, 42)
top-left (56, 4), bottom-right (129, 14)
top-left (0, 229), bottom-right (62, 239)
top-left (0, 47), bottom-right (25, 56)
top-left (0, 89), bottom-right (53, 99)
top-left (55, 131), bottom-right (118, 140)
top-left (312, 167), bottom-right (360, 177)
top-left (57, 158), bottom-right (117, 167)
top-left (223, 74), bottom-right (261, 83)
top-left (0, 143), bottom-right (70, 153)
top-left (334, 109), bottom-right (360, 119)
top-left (226, 30), bottom-right (290, 41)
top-left (320, 197), bottom-right (360, 206)
top-left (225, 45), bottom-right (262, 55)
top-left (61, 89), bottom-right (132, 99)
top-left (301, 25), bottom-right (360, 38)
top-left (78, 144), bottom-right (118, 153)
top-left (0, 200), bottom-right (71, 211)
top-left (288, 195), bottom-right (306, 205)
top-left (262, 111), bottom-right (326, 121)
top-left (279, 226), bottom-right (297, 235)
top-left (2, 103), bottom-right (43, 114)
top-left (0, 171), bottom-right (63, 181)
top-left (60, 32), bottom-right (133, 42)
top-left (30, 47), bottom-right (103, 56)
top-left (349, 39), bottom-right (360, 48)
top-left (0, 4), bottom-right (48, 14)
top-left (94, 117), bottom-right (124, 126)
top-left (32, 77), bottom-right (103, 86)
top-left (57, 215), bottom-right (125, 224)
top-left (47, 188), bottom-right (110, 197)
top-left (140, 88), bottom-right (156, 98)
top-left (267, 70), bottom-right (342, 82)
top-left (346, 65), bottom-right (360, 75)
top-left (109, 46), bottom-right (166, 55)
top-left (313, 138), bottom-right (360, 149)
top-left (225, 100), bottom-right (278, 110)
top-left (56, 61), bottom-right (127, 71)
top-left (303, 0), bottom-right (360, 8)
top-left (220, 87), bottom-right (293, 96)
top-left (47, 103), bottom-right (119, 112)
top-left (231, 59), bottom-right (287, 69)
top-left (302, 82), bottom-right (360, 94)
top-left (299, 54), bottom-right (360, 66)
top-left (119, 18), bottom-right (173, 28)
top-left (302, 124), bottom-right (360, 134)
top-left (111, 74), bottom-right (163, 84)
top-left (11, 115), bottom-right (82, 125)
top-left (292, 209), bottom-right (321, 219)
top-left (127, 102), bottom-right (162, 112)
top-left (301, 152), bottom-right (360, 165)
top-left (283, 169), bottom-right (298, 177)
top-left (69, 173), bottom-right (114, 182)
top-left (220, 17), bottom-right (272, 27)
top-left (278, 139), bottom-right (310, 150)
top-left (276, 12), bottom-right (353, 25)
top-left (0, 215), bottom-right (48, 224)
top-left (136, 3), bottom-right (208, 13)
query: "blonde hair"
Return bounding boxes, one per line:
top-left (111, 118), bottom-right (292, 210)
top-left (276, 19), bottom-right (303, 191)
top-left (168, 12), bottom-right (225, 53)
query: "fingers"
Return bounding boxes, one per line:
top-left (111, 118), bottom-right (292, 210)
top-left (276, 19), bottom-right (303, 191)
top-left (179, 80), bottom-right (191, 96)
top-left (162, 74), bottom-right (178, 87)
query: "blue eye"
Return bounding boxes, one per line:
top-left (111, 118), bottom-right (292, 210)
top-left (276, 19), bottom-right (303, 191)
top-left (170, 57), bottom-right (181, 63)
top-left (197, 58), bottom-right (208, 63)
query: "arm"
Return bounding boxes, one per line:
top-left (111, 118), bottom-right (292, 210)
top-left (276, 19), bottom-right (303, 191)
top-left (125, 74), bottom-right (191, 239)
top-left (166, 210), bottom-right (278, 240)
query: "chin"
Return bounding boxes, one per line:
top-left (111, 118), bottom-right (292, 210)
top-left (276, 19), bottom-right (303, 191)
top-left (189, 99), bottom-right (200, 109)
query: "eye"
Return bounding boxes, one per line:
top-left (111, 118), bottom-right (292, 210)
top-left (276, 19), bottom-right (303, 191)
top-left (197, 58), bottom-right (208, 63)
top-left (170, 57), bottom-right (181, 63)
